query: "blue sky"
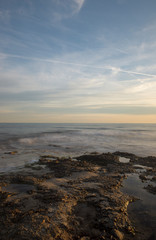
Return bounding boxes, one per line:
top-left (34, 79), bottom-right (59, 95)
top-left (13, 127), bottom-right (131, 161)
top-left (0, 0), bottom-right (156, 123)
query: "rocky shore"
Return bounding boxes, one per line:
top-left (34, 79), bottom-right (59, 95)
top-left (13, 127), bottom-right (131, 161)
top-left (0, 152), bottom-right (156, 240)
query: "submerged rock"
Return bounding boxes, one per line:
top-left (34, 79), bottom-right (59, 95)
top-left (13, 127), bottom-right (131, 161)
top-left (4, 151), bottom-right (18, 155)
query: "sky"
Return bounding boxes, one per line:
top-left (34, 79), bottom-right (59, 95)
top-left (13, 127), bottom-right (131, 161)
top-left (0, 0), bottom-right (156, 123)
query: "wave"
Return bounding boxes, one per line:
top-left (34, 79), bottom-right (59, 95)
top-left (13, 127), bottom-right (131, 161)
top-left (18, 138), bottom-right (37, 145)
top-left (0, 123), bottom-right (156, 158)
top-left (41, 130), bottom-right (79, 134)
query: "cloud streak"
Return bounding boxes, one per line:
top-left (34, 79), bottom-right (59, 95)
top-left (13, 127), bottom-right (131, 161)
top-left (0, 52), bottom-right (156, 78)
top-left (73, 0), bottom-right (85, 12)
top-left (49, 0), bottom-right (85, 21)
top-left (0, 0), bottom-right (156, 122)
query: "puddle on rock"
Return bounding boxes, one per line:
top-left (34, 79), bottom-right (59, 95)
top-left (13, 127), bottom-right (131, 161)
top-left (2, 183), bottom-right (35, 194)
top-left (121, 173), bottom-right (156, 239)
top-left (119, 157), bottom-right (130, 163)
top-left (133, 164), bottom-right (153, 175)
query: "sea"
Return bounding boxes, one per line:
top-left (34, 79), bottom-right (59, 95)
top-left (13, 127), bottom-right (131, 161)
top-left (0, 123), bottom-right (156, 172)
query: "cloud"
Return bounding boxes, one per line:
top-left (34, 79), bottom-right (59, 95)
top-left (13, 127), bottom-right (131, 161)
top-left (1, 52), bottom-right (156, 78)
top-left (73, 0), bottom-right (85, 13)
top-left (0, 0), bottom-right (85, 28)
top-left (1, 15), bottom-right (156, 120)
top-left (49, 0), bottom-right (86, 21)
top-left (141, 23), bottom-right (156, 33)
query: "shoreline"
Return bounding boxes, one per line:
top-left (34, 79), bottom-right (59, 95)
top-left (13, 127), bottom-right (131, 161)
top-left (0, 151), bottom-right (156, 239)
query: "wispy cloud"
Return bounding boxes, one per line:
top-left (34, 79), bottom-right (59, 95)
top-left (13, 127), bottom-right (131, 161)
top-left (0, 0), bottom-right (156, 122)
top-left (73, 0), bottom-right (85, 13)
top-left (1, 51), bottom-right (156, 116)
top-left (1, 52), bottom-right (156, 78)
top-left (48, 0), bottom-right (86, 21)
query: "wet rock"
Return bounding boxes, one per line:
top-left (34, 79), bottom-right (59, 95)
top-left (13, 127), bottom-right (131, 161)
top-left (135, 156), bottom-right (156, 168)
top-left (0, 151), bottom-right (154, 240)
top-left (90, 151), bottom-right (99, 155)
top-left (139, 174), bottom-right (147, 181)
top-left (10, 175), bottom-right (43, 185)
top-left (113, 151), bottom-right (137, 160)
top-left (112, 229), bottom-right (124, 240)
top-left (4, 151), bottom-right (18, 155)
top-left (144, 184), bottom-right (156, 194)
top-left (76, 153), bottom-right (119, 166)
top-left (152, 176), bottom-right (156, 182)
top-left (80, 237), bottom-right (90, 240)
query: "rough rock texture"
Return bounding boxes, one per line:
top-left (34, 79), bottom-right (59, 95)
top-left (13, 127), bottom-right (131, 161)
top-left (0, 152), bottom-right (155, 240)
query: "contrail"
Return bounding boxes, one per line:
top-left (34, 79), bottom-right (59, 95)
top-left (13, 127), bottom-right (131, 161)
top-left (0, 52), bottom-right (156, 78)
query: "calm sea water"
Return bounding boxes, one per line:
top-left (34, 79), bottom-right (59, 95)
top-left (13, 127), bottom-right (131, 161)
top-left (0, 123), bottom-right (156, 172)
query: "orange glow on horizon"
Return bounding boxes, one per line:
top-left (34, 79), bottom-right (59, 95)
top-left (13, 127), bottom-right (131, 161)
top-left (1, 113), bottom-right (156, 123)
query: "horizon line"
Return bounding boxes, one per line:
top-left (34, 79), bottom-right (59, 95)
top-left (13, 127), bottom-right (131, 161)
top-left (0, 122), bottom-right (155, 124)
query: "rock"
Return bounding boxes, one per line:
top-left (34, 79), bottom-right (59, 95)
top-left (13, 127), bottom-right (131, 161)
top-left (112, 229), bottom-right (124, 240)
top-left (144, 184), bottom-right (156, 194)
top-left (0, 151), bottom-right (148, 240)
top-left (76, 153), bottom-right (119, 166)
top-left (152, 176), bottom-right (156, 182)
top-left (90, 152), bottom-right (99, 155)
top-left (113, 151), bottom-right (136, 159)
top-left (80, 237), bottom-right (90, 240)
top-left (4, 151), bottom-right (18, 155)
top-left (139, 174), bottom-right (147, 181)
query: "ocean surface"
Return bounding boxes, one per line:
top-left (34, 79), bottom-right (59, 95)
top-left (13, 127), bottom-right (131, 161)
top-left (0, 123), bottom-right (156, 172)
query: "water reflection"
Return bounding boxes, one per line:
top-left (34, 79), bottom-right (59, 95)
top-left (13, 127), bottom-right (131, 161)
top-left (121, 172), bottom-right (156, 238)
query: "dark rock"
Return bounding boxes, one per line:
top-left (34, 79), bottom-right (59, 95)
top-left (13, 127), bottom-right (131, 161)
top-left (76, 153), bottom-right (119, 166)
top-left (144, 184), bottom-right (156, 194)
top-left (4, 151), bottom-right (18, 155)
top-left (0, 151), bottom-right (154, 240)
